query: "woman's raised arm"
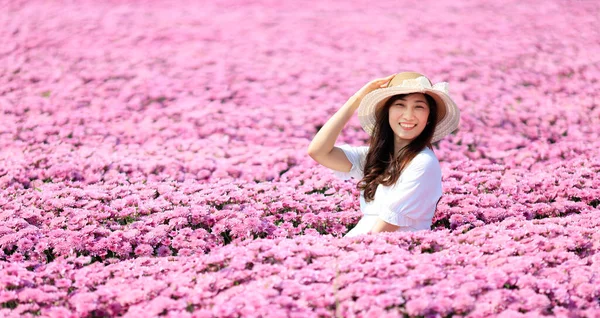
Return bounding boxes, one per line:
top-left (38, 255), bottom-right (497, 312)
top-left (306, 94), bottom-right (361, 172)
top-left (307, 75), bottom-right (395, 172)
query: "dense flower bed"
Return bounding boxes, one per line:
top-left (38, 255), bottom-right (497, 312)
top-left (1, 214), bottom-right (599, 317)
top-left (1, 0), bottom-right (599, 316)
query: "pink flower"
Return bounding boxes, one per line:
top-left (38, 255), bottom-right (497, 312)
top-left (69, 292), bottom-right (99, 314)
top-left (453, 293), bottom-right (476, 314)
top-left (134, 244), bottom-right (154, 257)
top-left (405, 296), bottom-right (430, 316)
top-left (157, 245), bottom-right (172, 257)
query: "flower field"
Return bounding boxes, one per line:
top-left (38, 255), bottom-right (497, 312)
top-left (1, 0), bottom-right (600, 317)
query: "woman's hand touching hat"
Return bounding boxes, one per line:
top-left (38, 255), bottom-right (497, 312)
top-left (353, 74), bottom-right (396, 100)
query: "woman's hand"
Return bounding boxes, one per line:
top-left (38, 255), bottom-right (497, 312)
top-left (353, 74), bottom-right (396, 100)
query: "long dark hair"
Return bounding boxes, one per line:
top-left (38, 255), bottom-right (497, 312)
top-left (358, 93), bottom-right (438, 202)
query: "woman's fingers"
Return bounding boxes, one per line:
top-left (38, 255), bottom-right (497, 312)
top-left (376, 74), bottom-right (395, 87)
top-left (354, 74), bottom-right (396, 99)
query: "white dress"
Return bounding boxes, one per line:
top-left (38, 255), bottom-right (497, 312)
top-left (331, 144), bottom-right (443, 237)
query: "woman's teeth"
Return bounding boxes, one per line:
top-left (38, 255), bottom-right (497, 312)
top-left (400, 123), bottom-right (417, 128)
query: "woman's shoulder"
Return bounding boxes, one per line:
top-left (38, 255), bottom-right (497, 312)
top-left (411, 147), bottom-right (440, 165)
top-left (359, 145), bottom-right (370, 155)
top-left (337, 143), bottom-right (369, 152)
top-left (337, 144), bottom-right (370, 160)
top-left (402, 147), bottom-right (441, 178)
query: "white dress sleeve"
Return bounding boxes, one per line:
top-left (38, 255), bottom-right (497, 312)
top-left (378, 151), bottom-right (442, 227)
top-left (330, 144), bottom-right (369, 181)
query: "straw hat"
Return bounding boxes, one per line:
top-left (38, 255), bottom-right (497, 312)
top-left (357, 72), bottom-right (460, 143)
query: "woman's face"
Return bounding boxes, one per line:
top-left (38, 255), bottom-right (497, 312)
top-left (388, 93), bottom-right (430, 147)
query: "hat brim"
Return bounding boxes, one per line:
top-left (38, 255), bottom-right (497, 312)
top-left (357, 87), bottom-right (460, 143)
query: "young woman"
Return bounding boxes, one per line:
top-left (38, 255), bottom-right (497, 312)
top-left (307, 72), bottom-right (460, 237)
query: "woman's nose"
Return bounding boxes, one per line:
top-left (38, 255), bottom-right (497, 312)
top-left (403, 108), bottom-right (415, 120)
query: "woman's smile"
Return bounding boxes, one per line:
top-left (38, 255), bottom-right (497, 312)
top-left (399, 122), bottom-right (417, 130)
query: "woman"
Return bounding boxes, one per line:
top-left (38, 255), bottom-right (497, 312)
top-left (307, 72), bottom-right (460, 237)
